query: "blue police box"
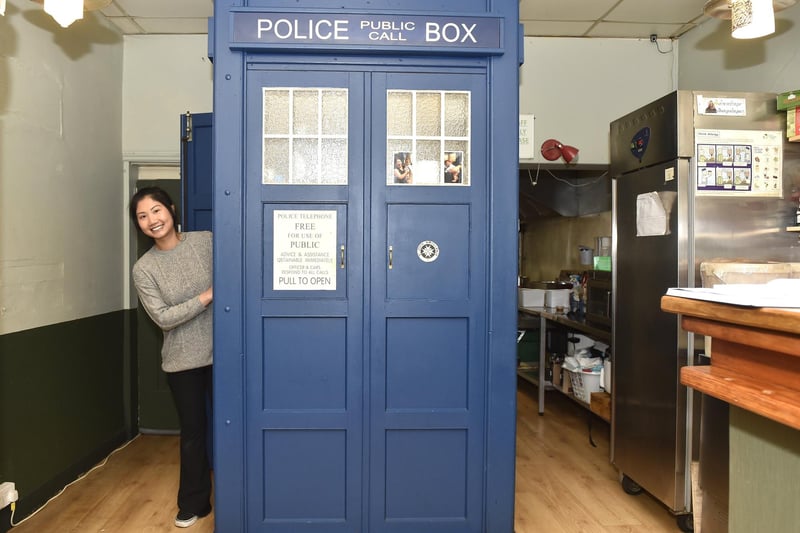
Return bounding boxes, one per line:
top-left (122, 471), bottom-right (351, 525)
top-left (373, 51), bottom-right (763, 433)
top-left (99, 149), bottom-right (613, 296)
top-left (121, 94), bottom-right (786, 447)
top-left (210, 1), bottom-right (521, 531)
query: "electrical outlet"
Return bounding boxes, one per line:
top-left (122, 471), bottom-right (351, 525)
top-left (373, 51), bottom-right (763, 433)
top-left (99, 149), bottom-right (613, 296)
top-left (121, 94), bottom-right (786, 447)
top-left (0, 482), bottom-right (19, 510)
top-left (649, 34), bottom-right (658, 42)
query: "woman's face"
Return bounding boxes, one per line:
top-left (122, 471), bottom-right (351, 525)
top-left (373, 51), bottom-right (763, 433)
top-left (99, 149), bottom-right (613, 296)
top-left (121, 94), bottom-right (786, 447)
top-left (135, 196), bottom-right (175, 241)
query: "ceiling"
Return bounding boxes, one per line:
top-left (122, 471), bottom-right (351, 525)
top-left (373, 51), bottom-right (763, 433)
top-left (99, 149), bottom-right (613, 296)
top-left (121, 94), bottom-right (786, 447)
top-left (94, 0), bottom-right (714, 40)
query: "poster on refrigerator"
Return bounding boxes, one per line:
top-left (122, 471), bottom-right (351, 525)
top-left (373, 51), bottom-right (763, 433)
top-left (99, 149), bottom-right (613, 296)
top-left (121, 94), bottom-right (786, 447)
top-left (695, 129), bottom-right (783, 197)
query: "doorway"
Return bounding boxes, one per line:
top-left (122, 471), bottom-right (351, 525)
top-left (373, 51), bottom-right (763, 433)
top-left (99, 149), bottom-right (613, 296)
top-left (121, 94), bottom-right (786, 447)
top-left (130, 172), bottom-right (181, 432)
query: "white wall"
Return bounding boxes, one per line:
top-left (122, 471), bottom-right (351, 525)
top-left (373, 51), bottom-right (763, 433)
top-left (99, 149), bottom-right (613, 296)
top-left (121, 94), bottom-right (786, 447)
top-left (520, 37), bottom-right (676, 166)
top-left (0, 0), bottom-right (123, 334)
top-left (122, 35), bottom-right (213, 159)
top-left (678, 8), bottom-right (800, 94)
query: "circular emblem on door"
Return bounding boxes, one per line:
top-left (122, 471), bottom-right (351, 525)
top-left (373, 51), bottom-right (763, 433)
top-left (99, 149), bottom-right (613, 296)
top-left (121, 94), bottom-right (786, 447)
top-left (417, 240), bottom-right (440, 263)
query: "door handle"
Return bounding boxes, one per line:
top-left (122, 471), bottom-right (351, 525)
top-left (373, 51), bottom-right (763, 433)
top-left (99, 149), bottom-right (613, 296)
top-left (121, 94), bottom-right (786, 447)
top-left (340, 245), bottom-right (345, 269)
top-left (388, 245), bottom-right (393, 270)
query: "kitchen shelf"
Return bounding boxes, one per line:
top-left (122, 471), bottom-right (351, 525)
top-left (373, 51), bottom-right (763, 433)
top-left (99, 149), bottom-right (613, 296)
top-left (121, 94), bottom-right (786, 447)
top-left (516, 367), bottom-right (553, 390)
top-left (517, 306), bottom-right (612, 422)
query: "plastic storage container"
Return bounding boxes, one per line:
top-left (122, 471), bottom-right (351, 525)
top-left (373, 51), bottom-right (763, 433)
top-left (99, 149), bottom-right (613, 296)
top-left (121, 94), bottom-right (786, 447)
top-left (544, 288), bottom-right (570, 308)
top-left (518, 288), bottom-right (545, 307)
top-left (567, 368), bottom-right (602, 403)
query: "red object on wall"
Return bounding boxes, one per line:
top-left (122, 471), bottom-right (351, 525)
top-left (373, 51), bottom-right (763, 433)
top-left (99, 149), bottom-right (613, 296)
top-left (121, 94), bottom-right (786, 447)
top-left (540, 139), bottom-right (579, 163)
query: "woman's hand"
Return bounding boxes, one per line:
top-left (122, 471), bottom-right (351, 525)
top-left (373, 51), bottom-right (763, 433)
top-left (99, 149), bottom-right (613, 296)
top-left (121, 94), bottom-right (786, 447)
top-left (199, 287), bottom-right (213, 307)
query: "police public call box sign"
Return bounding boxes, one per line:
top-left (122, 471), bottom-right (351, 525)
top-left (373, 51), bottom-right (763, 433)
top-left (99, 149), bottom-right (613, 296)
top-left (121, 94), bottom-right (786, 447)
top-left (231, 11), bottom-right (503, 52)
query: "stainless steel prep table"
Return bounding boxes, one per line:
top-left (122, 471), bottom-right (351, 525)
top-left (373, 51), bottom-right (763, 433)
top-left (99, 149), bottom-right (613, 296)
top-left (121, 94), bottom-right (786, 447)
top-left (518, 306), bottom-right (611, 415)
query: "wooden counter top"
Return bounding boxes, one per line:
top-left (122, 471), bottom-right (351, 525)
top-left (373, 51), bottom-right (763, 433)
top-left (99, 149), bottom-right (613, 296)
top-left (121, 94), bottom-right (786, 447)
top-left (661, 295), bottom-right (800, 335)
top-left (661, 295), bottom-right (800, 431)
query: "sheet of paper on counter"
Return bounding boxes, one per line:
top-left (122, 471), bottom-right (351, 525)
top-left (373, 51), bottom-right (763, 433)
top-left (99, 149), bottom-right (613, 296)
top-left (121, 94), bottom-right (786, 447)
top-left (666, 279), bottom-right (800, 308)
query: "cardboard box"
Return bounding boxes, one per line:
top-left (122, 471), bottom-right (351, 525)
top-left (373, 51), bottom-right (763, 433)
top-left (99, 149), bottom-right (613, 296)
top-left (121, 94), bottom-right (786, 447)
top-left (552, 363), bottom-right (562, 388)
top-left (590, 391), bottom-right (611, 422)
top-left (700, 260), bottom-right (793, 287)
top-left (777, 90), bottom-right (800, 111)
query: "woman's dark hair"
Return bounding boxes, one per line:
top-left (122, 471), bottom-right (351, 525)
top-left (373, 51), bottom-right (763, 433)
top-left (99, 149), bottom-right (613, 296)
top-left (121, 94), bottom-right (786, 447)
top-left (128, 186), bottom-right (179, 232)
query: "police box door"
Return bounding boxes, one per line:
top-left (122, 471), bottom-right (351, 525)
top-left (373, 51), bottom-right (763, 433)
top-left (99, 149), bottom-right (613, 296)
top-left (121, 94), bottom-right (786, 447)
top-left (244, 67), bottom-right (488, 533)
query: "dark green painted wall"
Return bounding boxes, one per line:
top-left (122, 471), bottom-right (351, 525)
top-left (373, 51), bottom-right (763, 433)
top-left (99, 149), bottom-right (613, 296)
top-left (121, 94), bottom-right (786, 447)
top-left (0, 310), bottom-right (137, 531)
top-left (729, 407), bottom-right (800, 532)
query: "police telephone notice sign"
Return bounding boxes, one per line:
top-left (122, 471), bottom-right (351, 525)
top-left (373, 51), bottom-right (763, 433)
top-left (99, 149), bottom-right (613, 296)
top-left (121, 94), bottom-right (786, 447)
top-left (274, 210), bottom-right (338, 291)
top-left (231, 12), bottom-right (502, 50)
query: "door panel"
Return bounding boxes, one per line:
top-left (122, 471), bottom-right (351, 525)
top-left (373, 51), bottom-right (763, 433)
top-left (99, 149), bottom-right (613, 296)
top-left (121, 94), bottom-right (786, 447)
top-left (369, 72), bottom-right (487, 533)
top-left (244, 69), bottom-right (364, 533)
top-left (614, 161), bottom-right (682, 509)
top-left (386, 204), bottom-right (470, 299)
top-left (181, 112), bottom-right (213, 231)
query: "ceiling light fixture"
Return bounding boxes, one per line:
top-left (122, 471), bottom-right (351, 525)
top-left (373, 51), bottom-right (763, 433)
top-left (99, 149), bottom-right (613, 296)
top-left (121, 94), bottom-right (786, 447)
top-left (1, 0), bottom-right (6, 16)
top-left (29, 0), bottom-right (112, 28)
top-left (540, 139), bottom-right (579, 164)
top-left (703, 0), bottom-right (797, 39)
top-left (732, 0), bottom-right (775, 38)
top-left (44, 0), bottom-right (83, 27)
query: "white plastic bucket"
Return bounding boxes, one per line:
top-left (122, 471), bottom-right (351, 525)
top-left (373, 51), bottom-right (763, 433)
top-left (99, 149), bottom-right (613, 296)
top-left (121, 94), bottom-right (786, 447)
top-left (601, 360), bottom-right (612, 393)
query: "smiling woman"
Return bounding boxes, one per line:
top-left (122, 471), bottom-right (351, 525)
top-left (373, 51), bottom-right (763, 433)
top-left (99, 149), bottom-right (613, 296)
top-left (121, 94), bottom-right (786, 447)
top-left (128, 186), bottom-right (215, 528)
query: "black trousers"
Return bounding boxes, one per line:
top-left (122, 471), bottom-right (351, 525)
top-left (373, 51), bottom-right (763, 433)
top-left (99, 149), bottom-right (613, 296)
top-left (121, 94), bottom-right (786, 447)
top-left (167, 365), bottom-right (213, 516)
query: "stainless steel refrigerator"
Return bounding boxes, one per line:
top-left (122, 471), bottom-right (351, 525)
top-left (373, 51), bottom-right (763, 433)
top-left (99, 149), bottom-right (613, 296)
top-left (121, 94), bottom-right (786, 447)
top-left (609, 90), bottom-right (800, 531)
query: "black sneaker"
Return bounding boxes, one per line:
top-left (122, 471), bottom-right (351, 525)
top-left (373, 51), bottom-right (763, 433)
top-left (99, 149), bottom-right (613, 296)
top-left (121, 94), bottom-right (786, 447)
top-left (174, 510), bottom-right (198, 528)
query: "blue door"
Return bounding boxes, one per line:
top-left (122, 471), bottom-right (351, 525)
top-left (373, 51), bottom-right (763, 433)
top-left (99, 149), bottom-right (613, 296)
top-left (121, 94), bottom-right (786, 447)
top-left (241, 66), bottom-right (488, 532)
top-left (180, 112), bottom-right (213, 231)
top-left (367, 72), bottom-right (488, 533)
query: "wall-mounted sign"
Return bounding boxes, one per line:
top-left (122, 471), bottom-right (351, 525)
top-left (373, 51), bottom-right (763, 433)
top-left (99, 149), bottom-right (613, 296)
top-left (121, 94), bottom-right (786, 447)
top-left (518, 115), bottom-right (535, 159)
top-left (273, 210), bottom-right (337, 290)
top-left (231, 12), bottom-right (502, 52)
top-left (696, 95), bottom-right (747, 116)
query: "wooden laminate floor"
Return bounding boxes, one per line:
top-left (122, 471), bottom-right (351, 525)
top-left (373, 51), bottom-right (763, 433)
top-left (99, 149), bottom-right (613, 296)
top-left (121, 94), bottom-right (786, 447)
top-left (514, 380), bottom-right (680, 533)
top-left (8, 381), bottom-right (680, 532)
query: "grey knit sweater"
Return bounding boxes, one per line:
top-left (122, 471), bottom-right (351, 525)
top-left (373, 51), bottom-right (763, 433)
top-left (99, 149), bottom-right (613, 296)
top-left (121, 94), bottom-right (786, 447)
top-left (132, 231), bottom-right (213, 372)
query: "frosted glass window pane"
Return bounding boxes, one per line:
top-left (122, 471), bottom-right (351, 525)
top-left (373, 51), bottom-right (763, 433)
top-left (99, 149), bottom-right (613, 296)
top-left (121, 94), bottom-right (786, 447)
top-left (264, 90), bottom-right (290, 135)
top-left (321, 90), bottom-right (347, 135)
top-left (417, 140), bottom-right (441, 165)
top-left (293, 139), bottom-right (319, 184)
top-left (444, 93), bottom-right (469, 137)
top-left (321, 139), bottom-right (347, 184)
top-left (263, 138), bottom-right (290, 184)
top-left (416, 93), bottom-right (441, 137)
top-left (387, 92), bottom-right (413, 136)
top-left (445, 140), bottom-right (469, 155)
top-left (293, 90), bottom-right (319, 136)
top-left (387, 139), bottom-right (413, 156)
